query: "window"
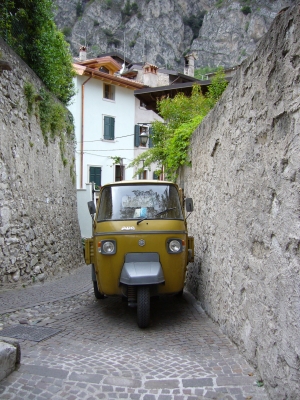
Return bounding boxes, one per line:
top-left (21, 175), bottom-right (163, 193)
top-left (153, 171), bottom-right (160, 180)
top-left (115, 165), bottom-right (125, 182)
top-left (97, 184), bottom-right (183, 221)
top-left (100, 66), bottom-right (109, 74)
top-left (104, 116), bottom-right (115, 140)
top-left (89, 166), bottom-right (102, 189)
top-left (103, 84), bottom-right (115, 100)
top-left (139, 170), bottom-right (147, 180)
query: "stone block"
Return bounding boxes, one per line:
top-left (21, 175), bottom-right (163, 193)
top-left (0, 338), bottom-right (20, 382)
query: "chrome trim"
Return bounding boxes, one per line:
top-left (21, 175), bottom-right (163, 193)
top-left (94, 230), bottom-right (187, 236)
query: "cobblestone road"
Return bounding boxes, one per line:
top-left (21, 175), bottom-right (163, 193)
top-left (0, 265), bottom-right (268, 400)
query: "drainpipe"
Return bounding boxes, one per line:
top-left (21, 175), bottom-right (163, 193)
top-left (80, 74), bottom-right (92, 188)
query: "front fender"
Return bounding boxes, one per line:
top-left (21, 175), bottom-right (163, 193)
top-left (120, 253), bottom-right (165, 285)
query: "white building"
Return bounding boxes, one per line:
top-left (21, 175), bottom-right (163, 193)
top-left (69, 52), bottom-right (162, 237)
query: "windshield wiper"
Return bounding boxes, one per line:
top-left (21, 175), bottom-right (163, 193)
top-left (137, 207), bottom-right (177, 225)
top-left (155, 207), bottom-right (176, 217)
top-left (137, 216), bottom-right (148, 225)
top-left (137, 207), bottom-right (176, 225)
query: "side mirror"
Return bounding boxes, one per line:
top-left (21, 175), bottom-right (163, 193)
top-left (185, 198), bottom-right (194, 212)
top-left (87, 201), bottom-right (96, 216)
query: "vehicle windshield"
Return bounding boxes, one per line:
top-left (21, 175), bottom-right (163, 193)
top-left (97, 184), bottom-right (183, 221)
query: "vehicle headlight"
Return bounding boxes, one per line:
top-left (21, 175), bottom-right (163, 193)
top-left (98, 240), bottom-right (116, 255)
top-left (167, 239), bottom-right (183, 254)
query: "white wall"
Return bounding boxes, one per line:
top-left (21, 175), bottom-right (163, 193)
top-left (134, 98), bottom-right (163, 179)
top-left (71, 75), bottom-right (137, 188)
top-left (76, 184), bottom-right (94, 238)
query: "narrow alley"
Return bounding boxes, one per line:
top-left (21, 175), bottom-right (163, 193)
top-left (0, 265), bottom-right (268, 400)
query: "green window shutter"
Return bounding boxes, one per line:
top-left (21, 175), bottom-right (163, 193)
top-left (104, 116), bottom-right (115, 140)
top-left (134, 125), bottom-right (140, 147)
top-left (90, 167), bottom-right (102, 187)
top-left (148, 127), bottom-right (153, 148)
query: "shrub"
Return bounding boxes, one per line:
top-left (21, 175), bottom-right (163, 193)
top-left (241, 6), bottom-right (251, 15)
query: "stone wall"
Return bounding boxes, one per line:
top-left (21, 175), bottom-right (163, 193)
top-left (181, 5), bottom-right (300, 399)
top-left (0, 39), bottom-right (83, 287)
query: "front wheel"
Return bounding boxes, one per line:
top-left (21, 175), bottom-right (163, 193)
top-left (93, 281), bottom-right (106, 299)
top-left (137, 286), bottom-right (150, 328)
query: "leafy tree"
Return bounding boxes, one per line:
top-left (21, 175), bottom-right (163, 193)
top-left (128, 68), bottom-right (228, 181)
top-left (0, 0), bottom-right (75, 105)
top-left (194, 66), bottom-right (220, 80)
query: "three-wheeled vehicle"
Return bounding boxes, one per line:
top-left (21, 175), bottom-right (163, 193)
top-left (84, 180), bottom-right (194, 328)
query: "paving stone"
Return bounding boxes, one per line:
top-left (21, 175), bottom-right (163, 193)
top-left (0, 265), bottom-right (269, 400)
top-left (103, 377), bottom-right (141, 388)
top-left (144, 380), bottom-right (179, 389)
top-left (18, 364), bottom-right (68, 379)
top-left (68, 372), bottom-right (102, 384)
top-left (182, 378), bottom-right (214, 387)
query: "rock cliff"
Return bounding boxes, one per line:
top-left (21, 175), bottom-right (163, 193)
top-left (54, 0), bottom-right (294, 71)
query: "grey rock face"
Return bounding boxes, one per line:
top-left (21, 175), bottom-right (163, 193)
top-left (181, 4), bottom-right (300, 398)
top-left (54, 0), bottom-right (294, 69)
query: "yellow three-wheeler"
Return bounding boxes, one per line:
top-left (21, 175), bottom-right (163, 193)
top-left (85, 180), bottom-right (194, 328)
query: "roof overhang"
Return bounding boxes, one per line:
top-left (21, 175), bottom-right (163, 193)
top-left (75, 56), bottom-right (121, 73)
top-left (73, 64), bottom-right (145, 90)
top-left (134, 81), bottom-right (210, 113)
top-left (134, 77), bottom-right (232, 113)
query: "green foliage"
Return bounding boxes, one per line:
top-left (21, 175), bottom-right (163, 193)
top-left (103, 28), bottom-right (121, 47)
top-left (104, 0), bottom-right (113, 9)
top-left (24, 82), bottom-right (36, 115)
top-left (241, 6), bottom-right (251, 15)
top-left (62, 26), bottom-right (72, 37)
top-left (0, 0), bottom-right (75, 105)
top-left (23, 82), bottom-right (75, 171)
top-left (216, 0), bottom-right (223, 8)
top-left (111, 156), bottom-right (123, 165)
top-left (164, 115), bottom-right (204, 180)
top-left (76, 2), bottom-right (84, 17)
top-left (121, 0), bottom-right (139, 22)
top-left (183, 12), bottom-right (206, 40)
top-left (128, 69), bottom-right (228, 181)
top-left (206, 67), bottom-right (229, 106)
top-left (103, 28), bottom-right (113, 37)
top-left (195, 66), bottom-right (220, 80)
top-left (239, 0), bottom-right (252, 14)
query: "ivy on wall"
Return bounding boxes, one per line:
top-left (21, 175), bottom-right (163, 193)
top-left (0, 0), bottom-right (75, 105)
top-left (23, 81), bottom-right (76, 180)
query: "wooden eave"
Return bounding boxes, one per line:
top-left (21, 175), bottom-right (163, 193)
top-left (75, 56), bottom-right (121, 74)
top-left (74, 64), bottom-right (145, 90)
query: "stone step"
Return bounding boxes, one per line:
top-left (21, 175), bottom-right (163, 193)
top-left (0, 337), bottom-right (21, 382)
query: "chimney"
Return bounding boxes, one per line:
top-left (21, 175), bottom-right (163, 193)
top-left (142, 63), bottom-right (159, 87)
top-left (79, 46), bottom-right (87, 61)
top-left (184, 52), bottom-right (197, 77)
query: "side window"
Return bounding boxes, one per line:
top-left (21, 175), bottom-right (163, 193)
top-left (104, 116), bottom-right (115, 140)
top-left (89, 166), bottom-right (102, 189)
top-left (103, 84), bottom-right (115, 100)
